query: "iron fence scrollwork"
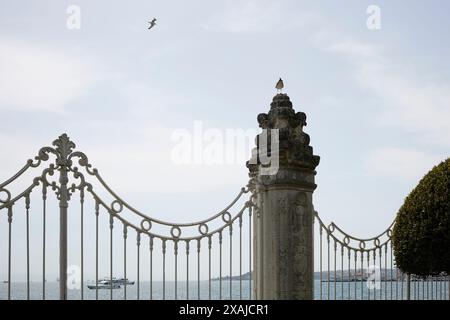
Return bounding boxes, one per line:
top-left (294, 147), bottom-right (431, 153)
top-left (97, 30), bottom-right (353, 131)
top-left (0, 134), bottom-right (255, 300)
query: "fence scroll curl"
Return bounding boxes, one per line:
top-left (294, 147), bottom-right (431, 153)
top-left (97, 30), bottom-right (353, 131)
top-left (0, 134), bottom-right (255, 300)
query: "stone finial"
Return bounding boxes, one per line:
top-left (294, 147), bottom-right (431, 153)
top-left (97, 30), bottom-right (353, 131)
top-left (247, 93), bottom-right (320, 173)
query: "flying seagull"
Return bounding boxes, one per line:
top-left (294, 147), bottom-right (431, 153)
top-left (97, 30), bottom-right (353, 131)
top-left (148, 18), bottom-right (157, 30)
top-left (276, 78), bottom-right (284, 93)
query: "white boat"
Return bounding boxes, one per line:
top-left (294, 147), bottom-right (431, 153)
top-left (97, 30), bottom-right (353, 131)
top-left (101, 277), bottom-right (135, 285)
top-left (87, 280), bottom-right (121, 290)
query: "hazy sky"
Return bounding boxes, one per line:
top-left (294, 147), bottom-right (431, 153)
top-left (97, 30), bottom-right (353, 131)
top-left (1, 1), bottom-right (450, 280)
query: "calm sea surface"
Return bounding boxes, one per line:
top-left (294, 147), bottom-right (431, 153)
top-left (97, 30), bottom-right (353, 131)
top-left (1, 280), bottom-right (448, 300)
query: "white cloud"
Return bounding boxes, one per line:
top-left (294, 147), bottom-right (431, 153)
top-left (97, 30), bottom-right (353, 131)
top-left (80, 124), bottom-right (248, 194)
top-left (0, 39), bottom-right (97, 112)
top-left (325, 39), bottom-right (450, 146)
top-left (121, 82), bottom-right (192, 116)
top-left (365, 147), bottom-right (443, 180)
top-left (324, 39), bottom-right (450, 178)
top-left (204, 0), bottom-right (320, 33)
top-left (327, 40), bottom-right (384, 63)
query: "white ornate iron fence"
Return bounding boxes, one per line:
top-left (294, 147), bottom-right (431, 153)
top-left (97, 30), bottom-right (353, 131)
top-left (0, 134), bottom-right (255, 300)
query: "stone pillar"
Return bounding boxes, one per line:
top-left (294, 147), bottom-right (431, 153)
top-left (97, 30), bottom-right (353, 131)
top-left (247, 92), bottom-right (320, 300)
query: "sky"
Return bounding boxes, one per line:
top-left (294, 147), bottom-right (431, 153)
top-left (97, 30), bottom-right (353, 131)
top-left (0, 0), bottom-right (449, 281)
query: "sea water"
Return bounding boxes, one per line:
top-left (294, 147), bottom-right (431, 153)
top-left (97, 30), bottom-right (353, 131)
top-left (0, 280), bottom-right (448, 300)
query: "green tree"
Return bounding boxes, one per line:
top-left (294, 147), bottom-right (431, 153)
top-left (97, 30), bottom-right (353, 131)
top-left (392, 158), bottom-right (450, 276)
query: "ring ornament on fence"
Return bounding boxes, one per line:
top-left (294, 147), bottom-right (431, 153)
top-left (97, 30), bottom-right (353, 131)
top-left (111, 200), bottom-right (123, 213)
top-left (222, 211), bottom-right (232, 223)
top-left (170, 226), bottom-right (182, 238)
top-left (198, 223), bottom-right (209, 235)
top-left (0, 188), bottom-right (11, 204)
top-left (343, 236), bottom-right (350, 245)
top-left (140, 219), bottom-right (152, 231)
top-left (374, 238), bottom-right (381, 247)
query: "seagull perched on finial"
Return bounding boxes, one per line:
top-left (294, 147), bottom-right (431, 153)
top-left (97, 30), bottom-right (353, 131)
top-left (276, 78), bottom-right (284, 93)
top-left (148, 18), bottom-right (157, 30)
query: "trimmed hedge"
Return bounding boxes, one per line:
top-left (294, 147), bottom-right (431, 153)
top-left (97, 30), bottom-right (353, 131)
top-left (392, 158), bottom-right (450, 276)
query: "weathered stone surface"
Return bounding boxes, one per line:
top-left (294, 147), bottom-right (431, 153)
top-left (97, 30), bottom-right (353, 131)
top-left (248, 93), bottom-right (319, 300)
top-left (247, 93), bottom-right (320, 176)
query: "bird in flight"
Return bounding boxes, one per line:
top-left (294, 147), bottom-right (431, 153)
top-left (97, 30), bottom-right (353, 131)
top-left (148, 18), bottom-right (157, 30)
top-left (276, 78), bottom-right (284, 93)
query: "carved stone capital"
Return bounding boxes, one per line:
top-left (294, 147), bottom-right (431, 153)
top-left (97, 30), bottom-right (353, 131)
top-left (247, 93), bottom-right (320, 176)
